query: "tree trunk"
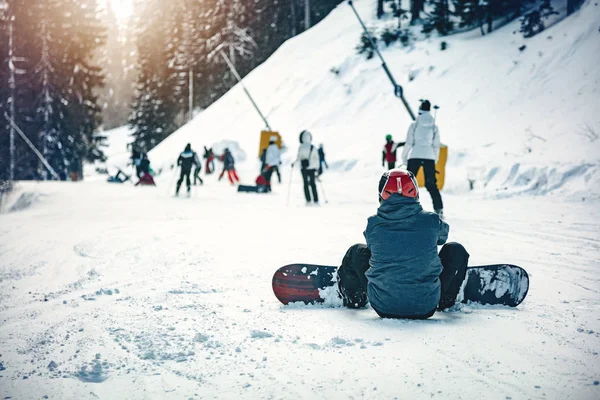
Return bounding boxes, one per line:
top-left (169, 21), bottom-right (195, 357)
top-left (411, 0), bottom-right (424, 24)
top-left (567, 0), bottom-right (580, 15)
top-left (377, 0), bottom-right (384, 18)
top-left (291, 0), bottom-right (297, 36)
top-left (304, 0), bottom-right (310, 31)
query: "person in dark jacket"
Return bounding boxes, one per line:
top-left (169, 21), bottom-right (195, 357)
top-left (176, 143), bottom-right (197, 195)
top-left (218, 148), bottom-right (240, 184)
top-left (336, 168), bottom-right (469, 319)
top-left (318, 144), bottom-right (328, 176)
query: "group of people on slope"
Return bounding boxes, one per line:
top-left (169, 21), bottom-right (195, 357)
top-left (175, 144), bottom-right (239, 196)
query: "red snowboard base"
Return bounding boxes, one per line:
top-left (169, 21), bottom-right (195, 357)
top-left (272, 264), bottom-right (529, 307)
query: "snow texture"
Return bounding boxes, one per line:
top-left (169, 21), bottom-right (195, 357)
top-left (1, 1), bottom-right (600, 399)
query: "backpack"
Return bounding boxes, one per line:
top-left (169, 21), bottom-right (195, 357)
top-left (301, 145), bottom-right (314, 170)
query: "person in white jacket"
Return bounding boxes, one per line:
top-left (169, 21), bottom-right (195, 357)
top-left (293, 130), bottom-right (320, 204)
top-left (264, 136), bottom-right (282, 184)
top-left (401, 100), bottom-right (444, 216)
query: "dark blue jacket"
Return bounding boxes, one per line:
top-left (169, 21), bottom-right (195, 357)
top-left (364, 195), bottom-right (449, 317)
top-left (222, 151), bottom-right (235, 171)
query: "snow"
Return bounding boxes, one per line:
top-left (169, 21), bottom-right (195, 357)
top-left (1, 1), bottom-right (600, 399)
top-left (148, 0), bottom-right (600, 200)
top-left (1, 177), bottom-right (599, 399)
top-left (84, 125), bottom-right (134, 180)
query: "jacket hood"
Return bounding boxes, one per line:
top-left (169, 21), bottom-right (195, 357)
top-left (299, 130), bottom-right (313, 144)
top-left (417, 111), bottom-right (434, 127)
top-left (377, 195), bottom-right (422, 221)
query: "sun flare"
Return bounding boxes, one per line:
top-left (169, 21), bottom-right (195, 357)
top-left (108, 0), bottom-right (133, 20)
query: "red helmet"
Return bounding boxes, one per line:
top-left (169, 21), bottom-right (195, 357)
top-left (378, 169), bottom-right (419, 201)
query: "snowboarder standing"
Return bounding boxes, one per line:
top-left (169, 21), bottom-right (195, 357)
top-left (176, 143), bottom-right (197, 195)
top-left (336, 169), bottom-right (469, 319)
top-left (218, 148), bottom-right (240, 184)
top-left (382, 135), bottom-right (402, 170)
top-left (401, 100), bottom-right (444, 217)
top-left (318, 144), bottom-right (328, 176)
top-left (264, 136), bottom-right (282, 184)
top-left (293, 130), bottom-right (320, 205)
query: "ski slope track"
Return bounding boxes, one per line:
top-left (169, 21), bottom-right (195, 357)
top-left (2, 0), bottom-right (600, 399)
top-left (0, 180), bottom-right (599, 399)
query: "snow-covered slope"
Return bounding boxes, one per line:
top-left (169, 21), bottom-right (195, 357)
top-left (1, 180), bottom-right (599, 399)
top-left (150, 0), bottom-right (600, 199)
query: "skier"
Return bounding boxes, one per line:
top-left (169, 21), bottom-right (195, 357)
top-left (193, 151), bottom-right (203, 185)
top-left (218, 148), bottom-right (240, 184)
top-left (318, 144), bottom-right (328, 176)
top-left (401, 100), bottom-right (443, 216)
top-left (382, 135), bottom-right (403, 170)
top-left (292, 130), bottom-right (320, 205)
top-left (264, 136), bottom-right (282, 184)
top-left (336, 168), bottom-right (469, 319)
top-left (176, 143), bottom-right (197, 195)
top-left (131, 149), bottom-right (144, 178)
top-left (203, 146), bottom-right (215, 174)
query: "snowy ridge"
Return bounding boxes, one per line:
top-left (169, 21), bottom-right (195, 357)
top-left (148, 0), bottom-right (600, 199)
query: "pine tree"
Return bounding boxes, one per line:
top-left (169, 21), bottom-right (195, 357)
top-left (97, 4), bottom-right (137, 129)
top-left (129, 0), bottom-right (177, 152)
top-left (520, 0), bottom-right (558, 38)
top-left (423, 0), bottom-right (453, 36)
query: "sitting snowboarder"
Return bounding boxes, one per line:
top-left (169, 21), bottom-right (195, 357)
top-left (237, 171), bottom-right (272, 194)
top-left (336, 168), bottom-right (469, 319)
top-left (107, 168), bottom-right (130, 183)
top-left (176, 143), bottom-right (197, 195)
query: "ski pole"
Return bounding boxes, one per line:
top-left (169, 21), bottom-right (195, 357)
top-left (316, 176), bottom-right (328, 204)
top-left (286, 164), bottom-right (294, 206)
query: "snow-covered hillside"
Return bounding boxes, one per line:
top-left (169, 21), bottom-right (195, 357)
top-left (149, 0), bottom-right (600, 199)
top-left (1, 179), bottom-right (599, 399)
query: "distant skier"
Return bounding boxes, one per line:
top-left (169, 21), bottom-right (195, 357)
top-left (131, 149), bottom-right (144, 178)
top-left (193, 151), bottom-right (203, 185)
top-left (293, 130), bottom-right (320, 205)
top-left (218, 148), bottom-right (240, 184)
top-left (382, 135), bottom-right (403, 170)
top-left (401, 100), bottom-right (443, 217)
top-left (203, 146), bottom-right (215, 174)
top-left (264, 136), bottom-right (282, 184)
top-left (318, 144), bottom-right (328, 176)
top-left (336, 168), bottom-right (469, 319)
top-left (176, 143), bottom-right (197, 195)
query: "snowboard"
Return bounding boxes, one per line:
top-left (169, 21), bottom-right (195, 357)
top-left (272, 264), bottom-right (529, 307)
